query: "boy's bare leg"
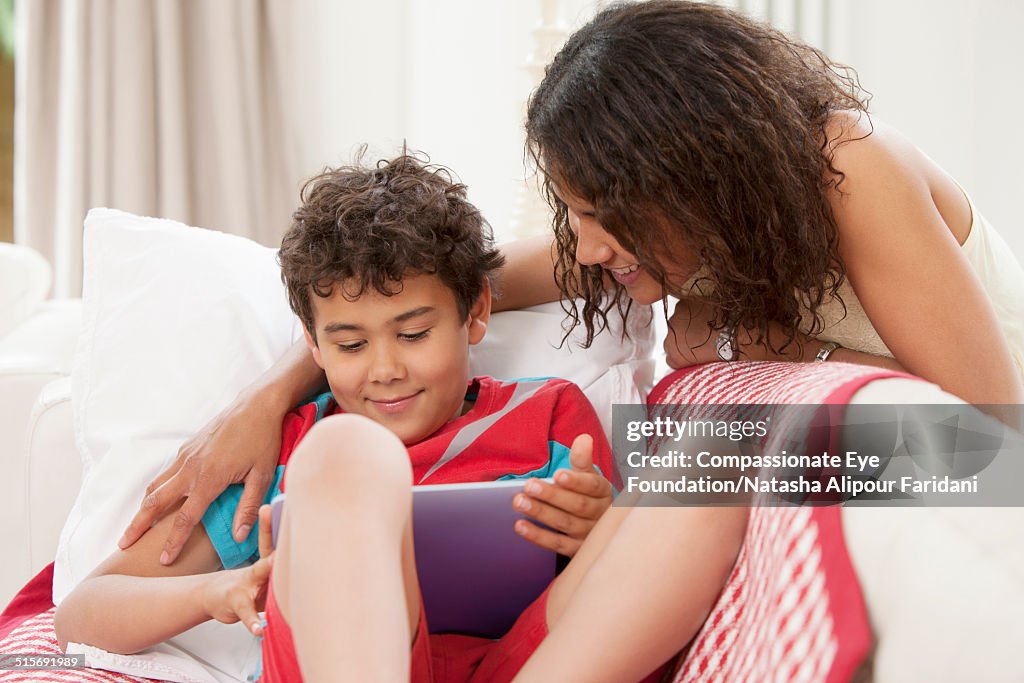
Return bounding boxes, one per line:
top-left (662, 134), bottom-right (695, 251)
top-left (517, 500), bottom-right (748, 683)
top-left (272, 414), bottom-right (420, 682)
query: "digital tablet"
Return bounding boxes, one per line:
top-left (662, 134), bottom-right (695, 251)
top-left (268, 478), bottom-right (556, 639)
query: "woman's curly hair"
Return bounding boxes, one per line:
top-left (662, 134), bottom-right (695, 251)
top-left (525, 0), bottom-right (871, 352)
top-left (279, 150), bottom-right (505, 337)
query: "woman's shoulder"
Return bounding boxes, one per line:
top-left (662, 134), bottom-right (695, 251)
top-left (823, 112), bottom-right (971, 244)
top-left (824, 113), bottom-right (924, 189)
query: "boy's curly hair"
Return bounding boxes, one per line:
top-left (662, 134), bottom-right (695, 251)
top-left (526, 0), bottom-right (871, 353)
top-left (279, 150), bottom-right (505, 337)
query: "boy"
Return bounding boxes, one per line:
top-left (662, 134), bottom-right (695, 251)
top-left (54, 152), bottom-right (621, 681)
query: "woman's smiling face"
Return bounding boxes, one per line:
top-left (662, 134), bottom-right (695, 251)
top-left (552, 181), bottom-right (687, 305)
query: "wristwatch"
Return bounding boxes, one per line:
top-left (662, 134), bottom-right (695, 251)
top-left (815, 341), bottom-right (842, 362)
top-left (715, 326), bottom-right (739, 362)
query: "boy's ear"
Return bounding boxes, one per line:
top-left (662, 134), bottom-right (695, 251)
top-left (467, 279), bottom-right (492, 346)
top-left (303, 325), bottom-right (326, 369)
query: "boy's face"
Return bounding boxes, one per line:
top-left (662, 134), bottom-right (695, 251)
top-left (304, 273), bottom-right (490, 445)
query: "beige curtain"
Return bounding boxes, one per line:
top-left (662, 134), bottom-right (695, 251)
top-left (15, 0), bottom-right (306, 297)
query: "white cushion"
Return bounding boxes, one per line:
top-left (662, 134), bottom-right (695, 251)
top-left (0, 300), bottom-right (82, 606)
top-left (27, 377), bottom-right (80, 578)
top-left (54, 208), bottom-right (654, 683)
top-left (844, 377), bottom-right (1023, 682)
top-left (471, 303), bottom-right (655, 436)
top-left (69, 210), bottom-right (302, 476)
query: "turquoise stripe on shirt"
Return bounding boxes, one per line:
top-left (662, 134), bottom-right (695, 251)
top-left (203, 465), bottom-right (286, 569)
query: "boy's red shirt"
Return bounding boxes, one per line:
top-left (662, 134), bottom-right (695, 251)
top-left (277, 375), bottom-right (619, 489)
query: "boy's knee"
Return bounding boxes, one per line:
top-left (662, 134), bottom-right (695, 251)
top-left (287, 414), bottom-right (412, 494)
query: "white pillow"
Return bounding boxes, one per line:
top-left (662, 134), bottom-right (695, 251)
top-left (70, 210), bottom-right (303, 475)
top-left (471, 300), bottom-right (656, 437)
top-left (55, 208), bottom-right (655, 682)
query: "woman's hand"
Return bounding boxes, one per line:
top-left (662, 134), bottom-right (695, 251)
top-left (513, 434), bottom-right (614, 557)
top-left (121, 340), bottom-right (325, 566)
top-left (119, 390), bottom-right (283, 566)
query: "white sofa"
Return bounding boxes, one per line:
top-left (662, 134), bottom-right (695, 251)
top-left (0, 243), bottom-right (83, 607)
top-left (3, 240), bottom-right (1023, 682)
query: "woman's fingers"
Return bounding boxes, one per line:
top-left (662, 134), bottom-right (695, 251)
top-left (119, 476), bottom-right (188, 551)
top-left (232, 467), bottom-right (276, 542)
top-left (122, 391), bottom-right (285, 563)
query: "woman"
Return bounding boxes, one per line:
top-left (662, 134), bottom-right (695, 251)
top-left (523, 1), bottom-right (1024, 404)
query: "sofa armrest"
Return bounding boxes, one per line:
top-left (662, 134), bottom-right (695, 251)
top-left (0, 368), bottom-right (67, 606)
top-left (0, 299), bottom-right (82, 374)
top-left (845, 377), bottom-right (1024, 681)
top-left (0, 299), bottom-right (82, 482)
top-left (0, 300), bottom-right (82, 605)
top-left (27, 377), bottom-right (79, 579)
top-left (1, 376), bottom-right (78, 607)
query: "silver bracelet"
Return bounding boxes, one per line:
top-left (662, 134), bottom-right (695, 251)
top-left (815, 341), bottom-right (842, 362)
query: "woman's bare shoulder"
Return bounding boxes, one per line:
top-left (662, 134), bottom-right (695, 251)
top-left (825, 114), bottom-right (924, 188)
top-left (824, 113), bottom-right (971, 243)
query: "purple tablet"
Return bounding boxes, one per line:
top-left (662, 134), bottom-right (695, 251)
top-left (412, 479), bottom-right (557, 638)
top-left (268, 479), bottom-right (556, 639)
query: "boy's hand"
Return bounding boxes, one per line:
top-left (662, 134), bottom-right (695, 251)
top-left (203, 555), bottom-right (273, 636)
top-left (513, 434), bottom-right (613, 557)
top-left (203, 505), bottom-right (276, 637)
top-left (257, 504), bottom-right (274, 559)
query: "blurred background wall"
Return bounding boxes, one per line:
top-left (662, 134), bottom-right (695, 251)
top-left (307, 0), bottom-right (1024, 250)
top-left (8, 0), bottom-right (1024, 295)
top-left (832, 0), bottom-right (1023, 264)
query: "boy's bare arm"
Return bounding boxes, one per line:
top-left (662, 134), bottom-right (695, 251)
top-left (56, 506), bottom-right (227, 653)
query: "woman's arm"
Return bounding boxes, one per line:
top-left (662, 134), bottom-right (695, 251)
top-left (120, 339), bottom-right (325, 565)
top-left (492, 235), bottom-right (562, 312)
top-left (663, 297), bottom-right (908, 372)
top-left (666, 122), bottom-right (1023, 406)
top-left (827, 121), bottom-right (1024, 405)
